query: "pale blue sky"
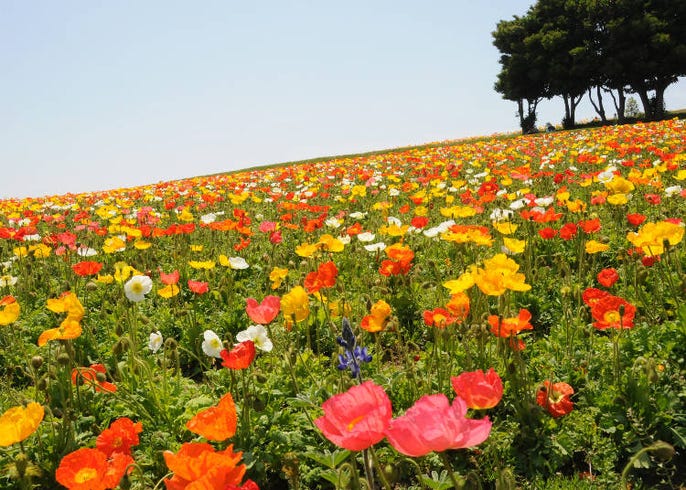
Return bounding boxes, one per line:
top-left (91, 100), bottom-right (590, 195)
top-left (2, 1), bottom-right (685, 198)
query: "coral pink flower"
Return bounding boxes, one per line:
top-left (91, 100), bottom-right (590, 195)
top-left (159, 269), bottom-right (180, 285)
top-left (314, 381), bottom-right (392, 451)
top-left (385, 394), bottom-right (491, 457)
top-left (451, 368), bottom-right (503, 409)
top-left (245, 296), bottom-right (281, 324)
top-left (187, 280), bottom-right (209, 294)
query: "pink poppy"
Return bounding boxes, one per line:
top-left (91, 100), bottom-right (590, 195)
top-left (384, 394), bottom-right (491, 457)
top-left (245, 296), bottom-right (280, 325)
top-left (188, 280), bottom-right (209, 295)
top-left (314, 381), bottom-right (392, 451)
top-left (451, 368), bottom-right (503, 409)
top-left (160, 269), bottom-right (180, 285)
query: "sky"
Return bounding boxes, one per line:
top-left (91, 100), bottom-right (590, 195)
top-left (2, 1), bottom-right (685, 199)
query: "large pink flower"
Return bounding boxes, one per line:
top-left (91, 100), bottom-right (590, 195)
top-left (385, 394), bottom-right (491, 457)
top-left (314, 381), bottom-right (392, 451)
top-left (245, 296), bottom-right (281, 325)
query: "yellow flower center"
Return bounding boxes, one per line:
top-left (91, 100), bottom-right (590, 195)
top-left (74, 467), bottom-right (98, 483)
top-left (604, 310), bottom-right (621, 324)
top-left (347, 415), bottom-right (365, 432)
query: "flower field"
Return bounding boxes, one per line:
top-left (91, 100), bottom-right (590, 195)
top-left (1, 119), bottom-right (685, 489)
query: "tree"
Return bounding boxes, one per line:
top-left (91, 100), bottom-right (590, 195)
top-left (492, 0), bottom-right (686, 127)
top-left (492, 14), bottom-right (547, 133)
top-left (601, 0), bottom-right (686, 120)
top-left (526, 0), bottom-right (596, 128)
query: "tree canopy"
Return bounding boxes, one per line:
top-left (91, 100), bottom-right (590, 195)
top-left (493, 0), bottom-right (686, 132)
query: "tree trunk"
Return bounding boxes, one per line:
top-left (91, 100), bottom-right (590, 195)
top-left (588, 86), bottom-right (607, 122)
top-left (635, 86), bottom-right (653, 120)
top-left (517, 99), bottom-right (525, 131)
top-left (606, 87), bottom-right (627, 123)
top-left (617, 90), bottom-right (626, 123)
top-left (654, 83), bottom-right (666, 119)
top-left (562, 94), bottom-right (572, 128)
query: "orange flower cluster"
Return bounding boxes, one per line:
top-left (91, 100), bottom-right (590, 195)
top-left (56, 418), bottom-right (142, 490)
top-left (379, 243), bottom-right (414, 276)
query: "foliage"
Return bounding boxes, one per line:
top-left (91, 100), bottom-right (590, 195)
top-left (0, 119), bottom-right (685, 488)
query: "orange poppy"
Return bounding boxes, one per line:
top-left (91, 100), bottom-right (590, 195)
top-left (186, 392), bottom-right (237, 441)
top-left (71, 364), bottom-right (117, 393)
top-left (487, 309), bottom-right (533, 338)
top-left (56, 448), bottom-right (132, 490)
top-left (423, 308), bottom-right (459, 329)
top-left (163, 442), bottom-right (246, 490)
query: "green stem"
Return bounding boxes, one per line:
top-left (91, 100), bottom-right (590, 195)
top-left (439, 451), bottom-right (463, 489)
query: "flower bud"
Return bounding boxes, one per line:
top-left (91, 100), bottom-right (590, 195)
top-left (30, 355), bottom-right (44, 370)
top-left (56, 353), bottom-right (71, 366)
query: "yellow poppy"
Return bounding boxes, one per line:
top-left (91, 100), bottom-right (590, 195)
top-left (269, 267), bottom-right (289, 290)
top-left (0, 402), bottom-right (44, 446)
top-left (158, 284), bottom-right (180, 298)
top-left (0, 296), bottom-right (20, 325)
top-left (585, 240), bottom-right (610, 254)
top-left (281, 286), bottom-right (310, 325)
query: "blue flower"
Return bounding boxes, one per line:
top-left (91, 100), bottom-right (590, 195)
top-left (336, 318), bottom-right (372, 378)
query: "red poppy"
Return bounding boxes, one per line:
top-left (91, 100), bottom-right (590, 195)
top-left (220, 341), bottom-right (256, 370)
top-left (71, 364), bottom-right (117, 393)
top-left (578, 218), bottom-right (601, 234)
top-left (160, 269), bottom-right (180, 285)
top-left (536, 381), bottom-right (574, 418)
top-left (626, 213), bottom-right (645, 226)
top-left (451, 368), bottom-right (503, 410)
top-left (186, 392), bottom-right (237, 441)
top-left (590, 295), bottom-right (636, 330)
top-left (96, 418), bottom-right (142, 456)
top-left (187, 280), bottom-right (209, 294)
top-left (538, 227), bottom-right (557, 239)
top-left (384, 394), bottom-right (491, 457)
top-left (245, 296), bottom-right (281, 325)
top-left (558, 222), bottom-right (578, 240)
top-left (597, 268), bottom-right (619, 288)
top-left (314, 381), bottom-right (392, 451)
top-left (71, 261), bottom-right (104, 277)
top-left (581, 287), bottom-right (610, 307)
top-left (411, 216), bottom-right (429, 229)
top-left (644, 193), bottom-right (661, 205)
top-left (304, 261), bottom-right (338, 293)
